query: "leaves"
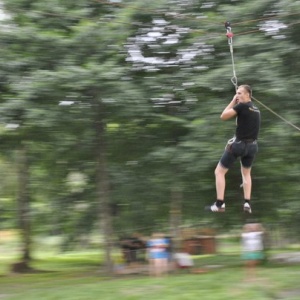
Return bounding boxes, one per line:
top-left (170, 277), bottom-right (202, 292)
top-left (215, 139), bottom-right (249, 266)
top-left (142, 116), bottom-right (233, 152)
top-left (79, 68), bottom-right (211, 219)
top-left (0, 0), bottom-right (299, 246)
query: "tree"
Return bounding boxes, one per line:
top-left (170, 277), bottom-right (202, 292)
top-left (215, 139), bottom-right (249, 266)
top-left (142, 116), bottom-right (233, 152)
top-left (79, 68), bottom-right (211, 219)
top-left (0, 0), bottom-right (149, 273)
top-left (0, 0), bottom-right (299, 271)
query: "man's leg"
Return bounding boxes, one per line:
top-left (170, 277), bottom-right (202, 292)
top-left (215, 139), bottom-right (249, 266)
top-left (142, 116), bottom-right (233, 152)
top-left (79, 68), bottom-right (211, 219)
top-left (207, 163), bottom-right (229, 212)
top-left (215, 163), bottom-right (229, 200)
top-left (241, 165), bottom-right (252, 199)
top-left (241, 165), bottom-right (252, 213)
top-left (208, 143), bottom-right (236, 212)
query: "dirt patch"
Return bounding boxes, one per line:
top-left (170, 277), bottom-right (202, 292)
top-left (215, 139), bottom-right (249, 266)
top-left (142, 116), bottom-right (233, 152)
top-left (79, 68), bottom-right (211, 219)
top-left (277, 289), bottom-right (300, 299)
top-left (114, 264), bottom-right (149, 275)
top-left (271, 252), bottom-right (300, 264)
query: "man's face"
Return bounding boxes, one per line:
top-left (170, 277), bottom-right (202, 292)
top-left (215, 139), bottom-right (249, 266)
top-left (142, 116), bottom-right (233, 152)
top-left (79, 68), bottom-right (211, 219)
top-left (236, 87), bottom-right (250, 103)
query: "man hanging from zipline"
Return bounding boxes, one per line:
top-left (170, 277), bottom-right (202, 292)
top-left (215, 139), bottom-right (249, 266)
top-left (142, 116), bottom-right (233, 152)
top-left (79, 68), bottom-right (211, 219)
top-left (208, 85), bottom-right (261, 213)
top-left (206, 19), bottom-right (300, 214)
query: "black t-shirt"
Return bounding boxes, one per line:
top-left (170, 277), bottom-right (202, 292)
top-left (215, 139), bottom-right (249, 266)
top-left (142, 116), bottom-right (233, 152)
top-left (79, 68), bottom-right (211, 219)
top-left (233, 102), bottom-right (261, 140)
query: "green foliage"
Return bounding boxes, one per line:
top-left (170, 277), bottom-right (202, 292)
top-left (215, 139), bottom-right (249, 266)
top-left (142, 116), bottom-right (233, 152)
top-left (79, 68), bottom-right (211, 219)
top-left (0, 0), bottom-right (299, 255)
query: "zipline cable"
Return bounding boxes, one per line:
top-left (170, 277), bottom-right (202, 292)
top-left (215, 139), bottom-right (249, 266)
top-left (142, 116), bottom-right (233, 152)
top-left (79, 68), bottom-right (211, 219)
top-left (232, 11), bottom-right (300, 26)
top-left (224, 21), bottom-right (300, 132)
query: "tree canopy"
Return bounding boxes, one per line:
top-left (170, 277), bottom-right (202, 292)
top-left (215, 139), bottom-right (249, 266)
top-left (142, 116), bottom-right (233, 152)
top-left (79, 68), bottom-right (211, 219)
top-left (0, 0), bottom-right (299, 271)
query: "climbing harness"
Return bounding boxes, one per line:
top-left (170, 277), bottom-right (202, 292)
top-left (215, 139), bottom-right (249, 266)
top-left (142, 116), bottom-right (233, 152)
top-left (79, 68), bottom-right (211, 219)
top-left (224, 21), bottom-right (300, 132)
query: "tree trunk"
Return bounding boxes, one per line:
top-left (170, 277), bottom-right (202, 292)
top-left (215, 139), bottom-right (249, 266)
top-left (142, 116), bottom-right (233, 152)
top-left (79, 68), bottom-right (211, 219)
top-left (169, 184), bottom-right (183, 253)
top-left (13, 144), bottom-right (32, 272)
top-left (95, 111), bottom-right (114, 275)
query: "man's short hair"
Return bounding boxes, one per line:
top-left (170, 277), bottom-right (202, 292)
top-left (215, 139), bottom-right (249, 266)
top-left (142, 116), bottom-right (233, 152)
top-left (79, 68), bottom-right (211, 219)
top-left (239, 85), bottom-right (252, 97)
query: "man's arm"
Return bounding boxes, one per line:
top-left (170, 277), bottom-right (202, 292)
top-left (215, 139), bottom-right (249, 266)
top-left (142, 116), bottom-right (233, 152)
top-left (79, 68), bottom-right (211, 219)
top-left (220, 95), bottom-right (238, 120)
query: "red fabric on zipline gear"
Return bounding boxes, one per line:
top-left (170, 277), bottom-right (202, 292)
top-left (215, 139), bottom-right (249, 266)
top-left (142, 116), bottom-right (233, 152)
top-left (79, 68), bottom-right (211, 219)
top-left (226, 32), bottom-right (234, 38)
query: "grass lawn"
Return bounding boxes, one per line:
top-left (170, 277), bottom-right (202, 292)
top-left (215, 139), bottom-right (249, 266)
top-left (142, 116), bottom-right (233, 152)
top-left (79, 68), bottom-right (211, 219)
top-left (1, 251), bottom-right (300, 300)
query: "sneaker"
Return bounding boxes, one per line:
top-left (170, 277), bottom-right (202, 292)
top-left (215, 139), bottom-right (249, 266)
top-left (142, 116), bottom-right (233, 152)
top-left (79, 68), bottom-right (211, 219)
top-left (206, 202), bottom-right (225, 212)
top-left (243, 202), bottom-right (252, 213)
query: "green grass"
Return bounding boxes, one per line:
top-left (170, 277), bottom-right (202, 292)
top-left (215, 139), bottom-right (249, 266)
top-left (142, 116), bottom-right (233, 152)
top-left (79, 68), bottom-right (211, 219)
top-left (1, 265), bottom-right (300, 300)
top-left (1, 235), bottom-right (300, 300)
top-left (1, 252), bottom-right (300, 300)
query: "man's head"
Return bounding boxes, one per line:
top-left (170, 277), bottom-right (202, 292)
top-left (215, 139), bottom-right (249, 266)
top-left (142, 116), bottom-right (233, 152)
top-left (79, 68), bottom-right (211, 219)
top-left (236, 85), bottom-right (252, 103)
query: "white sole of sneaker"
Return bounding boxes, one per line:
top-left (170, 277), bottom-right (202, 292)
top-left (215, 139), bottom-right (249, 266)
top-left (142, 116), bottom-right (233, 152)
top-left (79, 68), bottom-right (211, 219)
top-left (205, 206), bottom-right (225, 212)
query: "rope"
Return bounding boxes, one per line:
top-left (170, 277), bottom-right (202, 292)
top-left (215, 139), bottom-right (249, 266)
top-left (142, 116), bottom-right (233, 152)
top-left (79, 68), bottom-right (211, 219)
top-left (251, 96), bottom-right (300, 131)
top-left (232, 12), bottom-right (300, 26)
top-left (224, 21), bottom-right (300, 132)
top-left (225, 22), bottom-right (238, 91)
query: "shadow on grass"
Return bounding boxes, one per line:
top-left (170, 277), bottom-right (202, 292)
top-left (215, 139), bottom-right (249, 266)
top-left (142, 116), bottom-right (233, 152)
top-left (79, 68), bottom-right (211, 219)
top-left (9, 261), bottom-right (59, 275)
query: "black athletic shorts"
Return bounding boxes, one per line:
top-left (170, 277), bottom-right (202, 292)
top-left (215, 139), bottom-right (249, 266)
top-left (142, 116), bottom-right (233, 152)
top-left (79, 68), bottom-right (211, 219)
top-left (219, 138), bottom-right (258, 169)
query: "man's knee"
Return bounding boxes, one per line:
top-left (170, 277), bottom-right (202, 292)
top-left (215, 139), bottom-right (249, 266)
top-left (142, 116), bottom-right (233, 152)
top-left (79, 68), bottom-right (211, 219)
top-left (241, 166), bottom-right (252, 178)
top-left (215, 163), bottom-right (228, 177)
